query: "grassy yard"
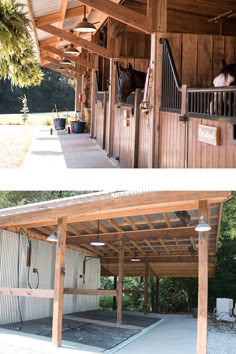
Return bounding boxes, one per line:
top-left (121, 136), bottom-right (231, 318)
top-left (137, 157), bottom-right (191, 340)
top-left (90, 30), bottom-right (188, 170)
top-left (0, 112), bottom-right (75, 126)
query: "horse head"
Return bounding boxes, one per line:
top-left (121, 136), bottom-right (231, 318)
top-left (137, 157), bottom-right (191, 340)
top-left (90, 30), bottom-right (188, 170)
top-left (213, 60), bottom-right (236, 87)
top-left (117, 63), bottom-right (146, 103)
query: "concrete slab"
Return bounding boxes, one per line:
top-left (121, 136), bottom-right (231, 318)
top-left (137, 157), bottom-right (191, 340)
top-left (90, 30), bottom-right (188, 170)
top-left (113, 314), bottom-right (197, 354)
top-left (23, 126), bottom-right (115, 169)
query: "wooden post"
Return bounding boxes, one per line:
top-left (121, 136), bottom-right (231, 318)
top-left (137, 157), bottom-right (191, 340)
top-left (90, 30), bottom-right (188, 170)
top-left (155, 276), bottom-right (160, 312)
top-left (133, 89), bottom-right (142, 168)
top-left (107, 58), bottom-right (116, 158)
top-left (147, 0), bottom-right (167, 168)
top-left (113, 276), bottom-right (117, 310)
top-left (117, 240), bottom-right (124, 325)
top-left (197, 200), bottom-right (209, 354)
top-left (52, 217), bottom-right (67, 347)
top-left (144, 262), bottom-right (149, 315)
top-left (74, 74), bottom-right (82, 112)
top-left (90, 69), bottom-right (96, 138)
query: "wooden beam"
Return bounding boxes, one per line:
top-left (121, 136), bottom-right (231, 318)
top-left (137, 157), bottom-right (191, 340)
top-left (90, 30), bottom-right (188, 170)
top-left (43, 56), bottom-right (84, 75)
top-left (79, 0), bottom-right (148, 33)
top-left (147, 0), bottom-right (167, 32)
top-left (144, 262), bottom-right (149, 315)
top-left (0, 288), bottom-right (54, 298)
top-left (64, 288), bottom-right (117, 296)
top-left (53, 226), bottom-right (201, 244)
top-left (144, 239), bottom-right (158, 255)
top-left (43, 45), bottom-right (96, 70)
top-left (39, 24), bottom-right (110, 58)
top-left (124, 217), bottom-right (138, 230)
top-left (107, 58), bottom-right (116, 157)
top-left (44, 64), bottom-right (78, 79)
top-left (197, 201), bottom-right (209, 354)
top-left (52, 217), bottom-right (67, 347)
top-left (117, 240), bottom-right (124, 325)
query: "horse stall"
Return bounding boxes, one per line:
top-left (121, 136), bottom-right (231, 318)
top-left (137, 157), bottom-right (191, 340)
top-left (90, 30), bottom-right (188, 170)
top-left (155, 33), bottom-right (236, 168)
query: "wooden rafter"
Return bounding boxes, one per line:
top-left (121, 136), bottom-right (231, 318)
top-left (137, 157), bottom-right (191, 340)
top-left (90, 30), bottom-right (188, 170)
top-left (124, 216), bottom-right (138, 230)
top-left (43, 56), bottom-right (84, 75)
top-left (89, 220), bottom-right (108, 233)
top-left (38, 24), bottom-right (110, 58)
top-left (130, 240), bottom-right (145, 255)
top-left (79, 0), bottom-right (148, 33)
top-left (35, 6), bottom-right (87, 27)
top-left (109, 219), bottom-right (123, 232)
top-left (44, 64), bottom-right (79, 78)
top-left (42, 45), bottom-right (96, 70)
top-left (144, 239), bottom-right (158, 254)
top-left (142, 215), bottom-right (154, 229)
top-left (159, 239), bottom-right (170, 254)
top-left (163, 212), bottom-right (172, 227)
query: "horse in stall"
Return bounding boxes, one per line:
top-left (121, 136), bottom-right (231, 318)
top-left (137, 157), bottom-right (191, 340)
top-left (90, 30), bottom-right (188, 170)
top-left (210, 60), bottom-right (236, 115)
top-left (117, 63), bottom-right (146, 103)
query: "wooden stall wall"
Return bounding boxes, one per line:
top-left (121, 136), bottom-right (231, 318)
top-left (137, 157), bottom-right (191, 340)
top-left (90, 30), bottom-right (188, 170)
top-left (154, 33), bottom-right (236, 168)
top-left (187, 118), bottom-right (236, 168)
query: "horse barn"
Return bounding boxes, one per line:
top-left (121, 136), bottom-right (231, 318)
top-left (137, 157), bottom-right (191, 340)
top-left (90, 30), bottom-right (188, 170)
top-left (21, 0), bottom-right (236, 168)
top-left (0, 191), bottom-right (232, 353)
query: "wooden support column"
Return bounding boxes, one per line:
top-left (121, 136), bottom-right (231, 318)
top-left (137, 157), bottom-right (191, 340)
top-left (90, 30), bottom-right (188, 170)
top-left (148, 0), bottom-right (167, 168)
top-left (197, 200), bottom-right (209, 354)
top-left (107, 58), bottom-right (116, 157)
top-left (117, 240), bottom-right (124, 325)
top-left (133, 89), bottom-right (142, 168)
top-left (90, 68), bottom-right (97, 138)
top-left (144, 262), bottom-right (149, 315)
top-left (75, 73), bottom-right (82, 112)
top-left (52, 217), bottom-right (67, 347)
top-left (155, 276), bottom-right (160, 313)
top-left (113, 276), bottom-right (117, 310)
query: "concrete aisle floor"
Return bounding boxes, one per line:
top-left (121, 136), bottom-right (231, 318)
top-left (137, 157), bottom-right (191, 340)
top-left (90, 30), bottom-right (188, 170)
top-left (23, 126), bottom-right (115, 169)
top-left (114, 314), bottom-right (197, 354)
top-left (0, 314), bottom-right (197, 354)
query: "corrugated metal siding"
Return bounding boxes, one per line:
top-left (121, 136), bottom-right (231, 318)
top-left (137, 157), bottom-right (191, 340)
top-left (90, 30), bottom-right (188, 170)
top-left (31, 0), bottom-right (61, 17)
top-left (0, 229), bottom-right (100, 325)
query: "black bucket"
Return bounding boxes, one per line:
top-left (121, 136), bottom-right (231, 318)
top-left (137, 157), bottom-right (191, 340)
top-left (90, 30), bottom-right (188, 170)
top-left (54, 118), bottom-right (66, 130)
top-left (73, 121), bottom-right (86, 133)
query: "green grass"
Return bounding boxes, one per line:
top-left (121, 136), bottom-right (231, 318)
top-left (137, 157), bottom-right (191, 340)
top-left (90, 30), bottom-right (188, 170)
top-left (0, 112), bottom-right (75, 126)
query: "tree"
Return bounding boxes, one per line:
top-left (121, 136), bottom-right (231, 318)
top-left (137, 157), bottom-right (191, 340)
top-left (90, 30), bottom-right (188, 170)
top-left (0, 191), bottom-right (92, 208)
top-left (0, 0), bottom-right (42, 87)
top-left (0, 68), bottom-right (75, 113)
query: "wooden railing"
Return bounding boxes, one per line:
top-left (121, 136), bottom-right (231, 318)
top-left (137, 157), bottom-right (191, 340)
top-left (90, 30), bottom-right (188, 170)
top-left (160, 38), bottom-right (236, 121)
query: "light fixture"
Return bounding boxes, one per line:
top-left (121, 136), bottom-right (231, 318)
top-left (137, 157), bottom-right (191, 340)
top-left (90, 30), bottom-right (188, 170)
top-left (90, 220), bottom-right (105, 246)
top-left (64, 44), bottom-right (80, 55)
top-left (195, 216), bottom-right (212, 232)
top-left (60, 58), bottom-right (72, 65)
top-left (47, 231), bottom-right (58, 242)
top-left (74, 6), bottom-right (97, 33)
top-left (130, 252), bottom-right (141, 262)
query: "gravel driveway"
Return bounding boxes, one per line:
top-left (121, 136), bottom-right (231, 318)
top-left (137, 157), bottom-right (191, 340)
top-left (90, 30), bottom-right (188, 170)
top-left (0, 125), bottom-right (34, 168)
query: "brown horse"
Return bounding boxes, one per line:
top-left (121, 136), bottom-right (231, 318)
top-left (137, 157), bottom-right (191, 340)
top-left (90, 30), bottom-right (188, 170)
top-left (117, 63), bottom-right (146, 103)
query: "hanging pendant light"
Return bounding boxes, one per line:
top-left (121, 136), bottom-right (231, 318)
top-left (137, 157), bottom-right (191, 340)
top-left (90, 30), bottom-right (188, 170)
top-left (64, 44), bottom-right (80, 55)
top-left (130, 252), bottom-right (141, 262)
top-left (90, 220), bottom-right (105, 246)
top-left (60, 57), bottom-right (72, 65)
top-left (47, 231), bottom-right (58, 242)
top-left (195, 216), bottom-right (212, 232)
top-left (74, 6), bottom-right (97, 33)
